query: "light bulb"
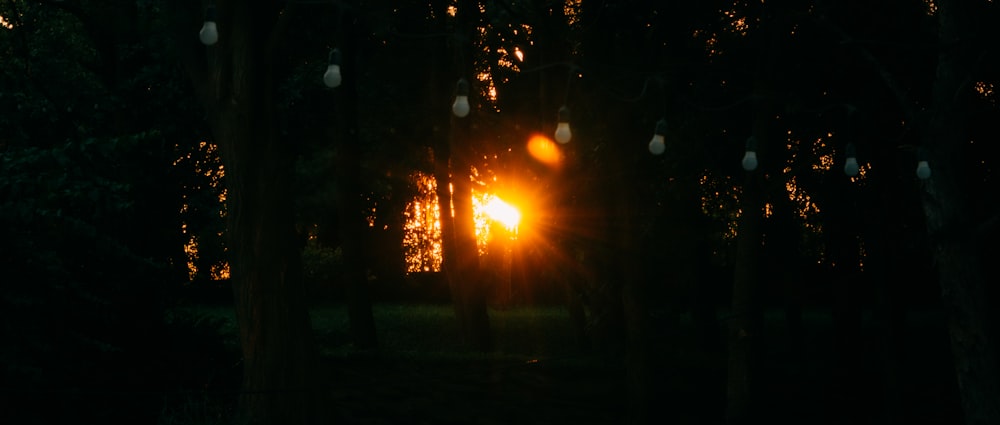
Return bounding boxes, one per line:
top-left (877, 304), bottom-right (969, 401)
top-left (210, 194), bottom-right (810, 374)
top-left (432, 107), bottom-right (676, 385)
top-left (741, 151), bottom-right (758, 171)
top-left (648, 134), bottom-right (665, 155)
top-left (844, 157), bottom-right (859, 176)
top-left (916, 160), bottom-right (931, 180)
top-left (452, 78), bottom-right (471, 118)
top-left (648, 119), bottom-right (668, 155)
top-left (555, 106), bottom-right (571, 144)
top-left (843, 143), bottom-right (859, 177)
top-left (741, 136), bottom-right (759, 171)
top-left (199, 21), bottom-right (218, 45)
top-left (323, 64), bottom-right (342, 88)
top-left (199, 5), bottom-right (218, 46)
top-left (554, 122), bottom-right (572, 144)
top-left (452, 95), bottom-right (470, 117)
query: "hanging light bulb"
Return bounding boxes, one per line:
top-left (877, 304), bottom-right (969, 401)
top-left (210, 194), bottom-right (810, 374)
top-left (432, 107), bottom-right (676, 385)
top-left (916, 160), bottom-right (931, 180)
top-left (844, 143), bottom-right (859, 177)
top-left (915, 148), bottom-right (931, 180)
top-left (323, 48), bottom-right (342, 88)
top-left (648, 119), bottom-right (667, 155)
top-left (199, 4), bottom-right (218, 46)
top-left (452, 78), bottom-right (470, 117)
top-left (741, 136), bottom-right (758, 171)
top-left (554, 106), bottom-right (572, 144)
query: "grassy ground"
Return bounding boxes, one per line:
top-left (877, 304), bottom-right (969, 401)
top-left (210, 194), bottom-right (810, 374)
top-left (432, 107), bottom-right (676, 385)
top-left (182, 303), bottom-right (589, 359)
top-left (160, 303), bottom-right (627, 425)
top-left (159, 303), bottom-right (963, 425)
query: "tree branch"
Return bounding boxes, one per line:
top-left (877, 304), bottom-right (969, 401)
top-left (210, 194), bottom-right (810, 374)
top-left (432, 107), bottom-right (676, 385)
top-left (812, 17), bottom-right (918, 122)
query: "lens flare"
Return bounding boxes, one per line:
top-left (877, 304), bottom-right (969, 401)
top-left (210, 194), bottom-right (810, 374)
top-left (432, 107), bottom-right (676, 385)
top-left (527, 134), bottom-right (563, 168)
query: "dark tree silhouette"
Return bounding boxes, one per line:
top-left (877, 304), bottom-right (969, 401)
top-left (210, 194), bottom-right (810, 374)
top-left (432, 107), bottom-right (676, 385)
top-left (171, 2), bottom-right (321, 423)
top-left (916, 1), bottom-right (999, 423)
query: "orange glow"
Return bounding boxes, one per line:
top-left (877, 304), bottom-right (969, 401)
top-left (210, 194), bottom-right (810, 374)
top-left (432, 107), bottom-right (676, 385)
top-left (176, 140), bottom-right (229, 281)
top-left (527, 134), bottom-right (564, 168)
top-left (482, 196), bottom-right (521, 231)
top-left (403, 171), bottom-right (444, 273)
top-left (473, 191), bottom-right (522, 255)
top-left (564, 0), bottom-right (582, 26)
top-left (403, 172), bottom-right (532, 269)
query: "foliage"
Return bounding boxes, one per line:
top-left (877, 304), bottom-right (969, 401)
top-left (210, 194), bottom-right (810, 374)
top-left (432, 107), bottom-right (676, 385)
top-left (0, 134), bottom-right (169, 423)
top-left (0, 1), bottom-right (214, 422)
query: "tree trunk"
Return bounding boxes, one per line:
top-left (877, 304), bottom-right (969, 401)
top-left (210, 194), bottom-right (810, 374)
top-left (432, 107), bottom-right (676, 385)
top-left (619, 202), bottom-right (653, 425)
top-left (331, 9), bottom-right (377, 350)
top-left (726, 17), bottom-right (782, 422)
top-left (189, 4), bottom-right (321, 424)
top-left (919, 2), bottom-right (1000, 424)
top-left (446, 107), bottom-right (492, 351)
top-left (441, 0), bottom-right (492, 352)
top-left (726, 165), bottom-right (764, 425)
top-left (826, 175), bottom-right (866, 420)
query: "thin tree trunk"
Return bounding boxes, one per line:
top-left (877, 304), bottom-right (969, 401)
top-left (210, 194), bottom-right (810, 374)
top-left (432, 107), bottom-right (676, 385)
top-left (442, 0), bottom-right (492, 352)
top-left (331, 9), bottom-right (377, 350)
top-left (920, 4), bottom-right (1000, 424)
top-left (450, 161), bottom-right (492, 351)
top-left (726, 165), bottom-right (764, 425)
top-left (726, 16), bottom-right (781, 422)
top-left (447, 104), bottom-right (492, 350)
top-left (826, 175), bottom-right (865, 420)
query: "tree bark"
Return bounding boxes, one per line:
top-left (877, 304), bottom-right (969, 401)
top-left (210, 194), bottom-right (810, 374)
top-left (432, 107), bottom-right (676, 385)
top-left (919, 2), bottom-right (1000, 424)
top-left (441, 0), bottom-right (492, 352)
top-left (826, 174), bottom-right (866, 419)
top-left (177, 3), bottom-right (322, 423)
top-left (330, 8), bottom-right (377, 350)
top-left (726, 163), bottom-right (764, 425)
top-left (448, 111), bottom-right (493, 351)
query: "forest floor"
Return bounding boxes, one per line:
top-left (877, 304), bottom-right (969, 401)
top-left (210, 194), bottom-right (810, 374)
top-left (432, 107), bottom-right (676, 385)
top-left (160, 304), bottom-right (638, 424)
top-left (157, 303), bottom-right (962, 425)
top-left (315, 304), bottom-right (629, 424)
top-left (323, 351), bottom-right (628, 425)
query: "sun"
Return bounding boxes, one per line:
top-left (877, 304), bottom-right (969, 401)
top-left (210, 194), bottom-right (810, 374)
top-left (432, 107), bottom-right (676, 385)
top-left (483, 195), bottom-right (521, 231)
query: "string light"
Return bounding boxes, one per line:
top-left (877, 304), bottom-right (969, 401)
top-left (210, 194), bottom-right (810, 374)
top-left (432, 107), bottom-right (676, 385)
top-left (648, 119), bottom-right (667, 155)
top-left (844, 143), bottom-right (859, 176)
top-left (916, 160), bottom-right (931, 179)
top-left (741, 136), bottom-right (758, 171)
top-left (452, 78), bottom-right (470, 117)
top-left (554, 106), bottom-right (572, 144)
top-left (199, 3), bottom-right (218, 46)
top-left (323, 48), bottom-right (342, 88)
top-left (915, 147), bottom-right (931, 180)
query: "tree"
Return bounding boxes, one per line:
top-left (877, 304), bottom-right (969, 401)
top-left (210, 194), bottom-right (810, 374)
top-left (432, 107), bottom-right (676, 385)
top-left (329, 7), bottom-right (378, 349)
top-left (1, 1), bottom-right (216, 422)
top-left (916, 1), bottom-right (1000, 423)
top-left (170, 2), bottom-right (321, 423)
top-left (441, 0), bottom-right (494, 352)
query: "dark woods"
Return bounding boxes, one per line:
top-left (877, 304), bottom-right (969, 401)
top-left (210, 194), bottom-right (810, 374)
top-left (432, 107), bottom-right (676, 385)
top-left (1, 1), bottom-right (997, 424)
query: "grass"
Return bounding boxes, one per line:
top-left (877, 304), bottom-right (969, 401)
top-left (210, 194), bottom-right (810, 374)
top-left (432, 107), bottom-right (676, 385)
top-left (163, 302), bottom-right (964, 424)
top-left (160, 303), bottom-right (615, 424)
top-left (182, 303), bottom-right (587, 360)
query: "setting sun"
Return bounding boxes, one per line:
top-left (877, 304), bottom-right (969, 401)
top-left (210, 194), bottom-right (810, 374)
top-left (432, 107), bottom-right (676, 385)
top-left (482, 196), bottom-right (521, 231)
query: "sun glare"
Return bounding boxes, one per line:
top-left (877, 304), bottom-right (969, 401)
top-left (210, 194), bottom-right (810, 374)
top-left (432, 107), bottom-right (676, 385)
top-left (483, 196), bottom-right (521, 231)
top-left (403, 173), bottom-right (528, 271)
top-left (473, 191), bottom-right (522, 255)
